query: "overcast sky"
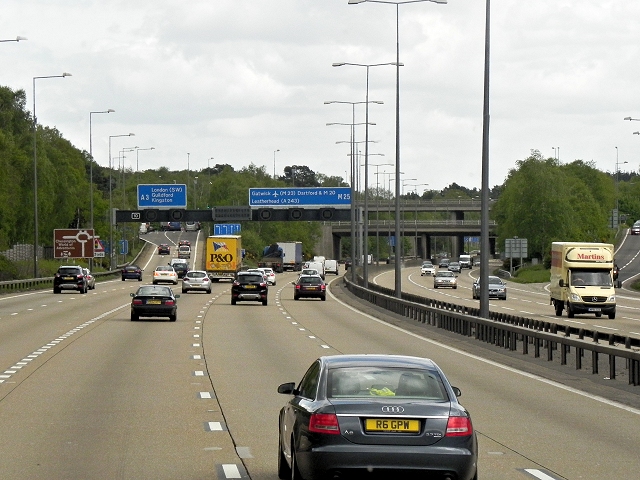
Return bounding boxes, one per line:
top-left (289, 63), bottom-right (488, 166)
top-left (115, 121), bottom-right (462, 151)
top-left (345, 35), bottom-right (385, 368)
top-left (3, 0), bottom-right (640, 194)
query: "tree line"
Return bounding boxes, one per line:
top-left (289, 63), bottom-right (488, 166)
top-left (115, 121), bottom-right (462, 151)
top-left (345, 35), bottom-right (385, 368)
top-left (0, 85), bottom-right (635, 276)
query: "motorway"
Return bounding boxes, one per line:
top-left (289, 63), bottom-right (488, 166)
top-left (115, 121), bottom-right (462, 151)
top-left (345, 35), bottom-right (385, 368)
top-left (383, 233), bottom-right (640, 342)
top-left (0, 230), bottom-right (639, 479)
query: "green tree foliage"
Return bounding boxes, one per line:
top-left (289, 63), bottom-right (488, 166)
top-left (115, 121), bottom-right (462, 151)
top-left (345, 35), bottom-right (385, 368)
top-left (493, 150), bottom-right (613, 259)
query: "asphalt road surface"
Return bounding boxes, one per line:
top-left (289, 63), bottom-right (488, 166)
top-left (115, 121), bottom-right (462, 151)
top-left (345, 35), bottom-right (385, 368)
top-left (0, 232), bottom-right (638, 479)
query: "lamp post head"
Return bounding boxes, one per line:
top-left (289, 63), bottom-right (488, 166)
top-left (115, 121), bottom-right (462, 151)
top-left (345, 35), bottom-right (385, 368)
top-left (634, 131), bottom-right (640, 135)
top-left (62, 72), bottom-right (72, 77)
top-left (348, 0), bottom-right (366, 3)
top-left (332, 62), bottom-right (346, 67)
top-left (624, 117), bottom-right (632, 121)
top-left (107, 109), bottom-right (115, 113)
top-left (16, 36), bottom-right (28, 41)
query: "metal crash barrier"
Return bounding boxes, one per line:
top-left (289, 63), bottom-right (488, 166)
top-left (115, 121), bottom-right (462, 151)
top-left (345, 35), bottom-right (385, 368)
top-left (343, 273), bottom-right (640, 387)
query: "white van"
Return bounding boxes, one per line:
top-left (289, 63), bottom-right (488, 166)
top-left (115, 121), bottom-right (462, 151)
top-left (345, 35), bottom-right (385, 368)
top-left (178, 245), bottom-right (191, 259)
top-left (307, 261), bottom-right (325, 280)
top-left (324, 259), bottom-right (339, 275)
top-left (139, 223), bottom-right (148, 235)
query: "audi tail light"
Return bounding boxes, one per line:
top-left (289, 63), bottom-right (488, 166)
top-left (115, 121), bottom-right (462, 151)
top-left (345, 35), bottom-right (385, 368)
top-left (445, 416), bottom-right (473, 437)
top-left (309, 413), bottom-right (340, 434)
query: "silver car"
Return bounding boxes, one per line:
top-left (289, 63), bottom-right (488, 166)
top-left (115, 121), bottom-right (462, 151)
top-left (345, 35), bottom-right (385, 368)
top-left (82, 268), bottom-right (96, 290)
top-left (434, 270), bottom-right (457, 289)
top-left (472, 275), bottom-right (507, 300)
top-left (182, 270), bottom-right (212, 294)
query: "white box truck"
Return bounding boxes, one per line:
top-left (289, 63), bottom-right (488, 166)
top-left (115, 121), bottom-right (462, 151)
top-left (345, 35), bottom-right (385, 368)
top-left (550, 242), bottom-right (617, 319)
top-left (458, 254), bottom-right (472, 269)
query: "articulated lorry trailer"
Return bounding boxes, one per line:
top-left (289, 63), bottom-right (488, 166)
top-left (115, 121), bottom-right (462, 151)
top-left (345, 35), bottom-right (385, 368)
top-left (258, 244), bottom-right (284, 273)
top-left (280, 241), bottom-right (303, 271)
top-left (550, 242), bottom-right (617, 319)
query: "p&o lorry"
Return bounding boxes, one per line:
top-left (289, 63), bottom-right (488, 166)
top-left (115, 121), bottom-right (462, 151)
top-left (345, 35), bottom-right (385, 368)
top-left (206, 235), bottom-right (242, 282)
top-left (550, 242), bottom-right (617, 319)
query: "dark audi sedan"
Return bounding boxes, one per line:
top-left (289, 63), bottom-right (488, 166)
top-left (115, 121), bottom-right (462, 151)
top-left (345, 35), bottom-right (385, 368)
top-left (231, 271), bottom-right (268, 306)
top-left (121, 265), bottom-right (143, 281)
top-left (130, 285), bottom-right (180, 322)
top-left (277, 355), bottom-right (477, 480)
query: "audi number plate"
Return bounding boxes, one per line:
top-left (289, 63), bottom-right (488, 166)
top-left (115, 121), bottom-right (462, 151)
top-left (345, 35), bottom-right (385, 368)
top-left (365, 418), bottom-right (420, 433)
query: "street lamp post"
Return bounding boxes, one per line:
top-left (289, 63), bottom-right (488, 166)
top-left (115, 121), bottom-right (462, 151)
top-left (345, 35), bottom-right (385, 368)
top-left (136, 147), bottom-right (155, 172)
top-left (405, 183), bottom-right (428, 257)
top-left (333, 62), bottom-right (395, 287)
top-left (401, 178), bottom-right (417, 260)
top-left (327, 121), bottom-right (376, 281)
top-left (273, 149), bottom-right (280, 178)
top-left (108, 133), bottom-right (135, 270)
top-left (89, 109), bottom-right (115, 230)
top-left (0, 36), bottom-right (27, 43)
top-left (615, 147), bottom-right (628, 218)
top-left (348, 0), bottom-right (447, 297)
top-left (33, 72), bottom-right (71, 278)
top-left (372, 163), bottom-right (392, 265)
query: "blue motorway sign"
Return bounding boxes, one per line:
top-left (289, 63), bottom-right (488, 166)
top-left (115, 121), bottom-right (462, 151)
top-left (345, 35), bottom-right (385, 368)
top-left (249, 187), bottom-right (351, 208)
top-left (119, 239), bottom-right (129, 255)
top-left (137, 184), bottom-right (187, 208)
top-left (214, 224), bottom-right (241, 235)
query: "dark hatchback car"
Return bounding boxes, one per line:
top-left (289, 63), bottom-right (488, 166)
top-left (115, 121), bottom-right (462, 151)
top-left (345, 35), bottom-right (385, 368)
top-left (277, 355), bottom-right (477, 480)
top-left (53, 265), bottom-right (88, 294)
top-left (231, 271), bottom-right (268, 306)
top-left (158, 243), bottom-right (170, 255)
top-left (121, 265), bottom-right (143, 281)
top-left (171, 261), bottom-right (189, 279)
top-left (130, 285), bottom-right (180, 322)
top-left (293, 275), bottom-right (326, 301)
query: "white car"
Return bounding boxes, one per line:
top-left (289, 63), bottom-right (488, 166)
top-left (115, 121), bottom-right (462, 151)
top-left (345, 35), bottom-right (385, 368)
top-left (261, 267), bottom-right (276, 285)
top-left (153, 265), bottom-right (178, 285)
top-left (420, 262), bottom-right (436, 276)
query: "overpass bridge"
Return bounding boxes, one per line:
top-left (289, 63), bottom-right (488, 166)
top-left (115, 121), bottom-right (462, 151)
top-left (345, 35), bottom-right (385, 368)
top-left (319, 198), bottom-right (498, 261)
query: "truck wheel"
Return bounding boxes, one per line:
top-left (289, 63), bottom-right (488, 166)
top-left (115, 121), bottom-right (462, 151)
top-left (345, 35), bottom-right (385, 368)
top-left (567, 304), bottom-right (574, 318)
top-left (595, 312), bottom-right (602, 318)
top-left (608, 312), bottom-right (616, 319)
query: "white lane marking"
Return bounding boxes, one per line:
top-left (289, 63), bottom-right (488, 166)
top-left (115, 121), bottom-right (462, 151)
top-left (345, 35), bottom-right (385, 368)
top-left (198, 392), bottom-right (212, 399)
top-left (524, 469), bottom-right (559, 480)
top-left (0, 303), bottom-right (129, 385)
top-left (222, 464), bottom-right (241, 479)
top-left (327, 282), bottom-right (640, 416)
top-left (193, 371), bottom-right (205, 376)
top-left (206, 421), bottom-right (223, 431)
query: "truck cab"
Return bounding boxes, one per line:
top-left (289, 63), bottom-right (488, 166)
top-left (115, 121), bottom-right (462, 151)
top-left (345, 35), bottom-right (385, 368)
top-left (550, 242), bottom-right (616, 319)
